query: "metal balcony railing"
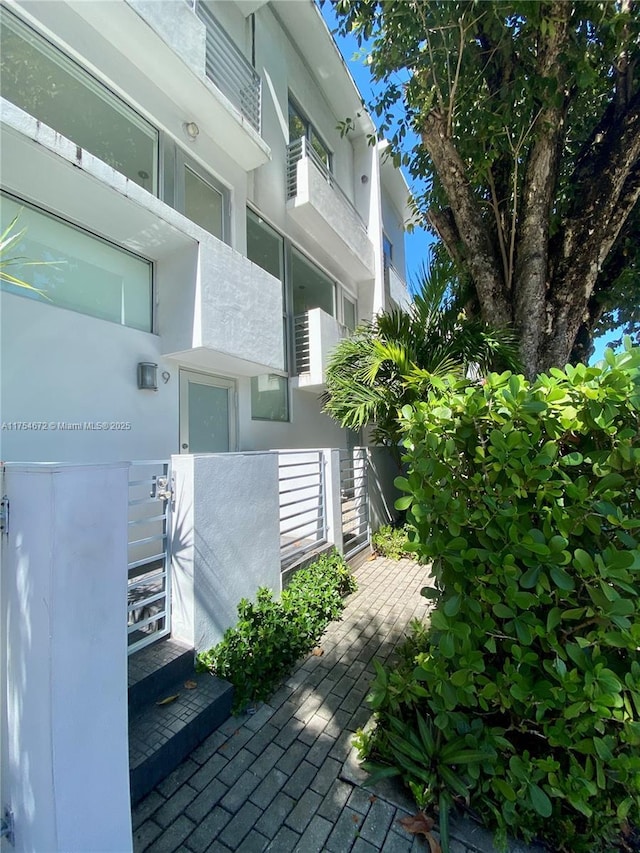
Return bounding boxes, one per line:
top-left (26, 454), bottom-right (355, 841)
top-left (194, 1), bottom-right (261, 133)
top-left (286, 137), bottom-right (366, 231)
top-left (293, 310), bottom-right (348, 376)
top-left (294, 313), bottom-right (311, 374)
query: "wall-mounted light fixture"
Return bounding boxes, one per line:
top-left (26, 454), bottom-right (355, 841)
top-left (183, 121), bottom-right (200, 141)
top-left (137, 362), bottom-right (158, 391)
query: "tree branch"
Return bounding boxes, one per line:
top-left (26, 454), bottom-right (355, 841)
top-left (426, 206), bottom-right (465, 269)
top-left (421, 112), bottom-right (509, 324)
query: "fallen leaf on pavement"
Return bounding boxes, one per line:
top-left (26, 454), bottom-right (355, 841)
top-left (398, 812), bottom-right (441, 853)
top-left (156, 694), bottom-right (179, 706)
top-left (311, 647), bottom-right (324, 656)
top-left (184, 680), bottom-right (197, 689)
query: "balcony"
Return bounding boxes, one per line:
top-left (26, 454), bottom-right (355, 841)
top-left (160, 234), bottom-right (285, 376)
top-left (40, 0), bottom-right (271, 171)
top-left (385, 262), bottom-right (412, 311)
top-left (294, 308), bottom-right (348, 391)
top-left (193, 1), bottom-right (261, 134)
top-left (286, 138), bottom-right (375, 281)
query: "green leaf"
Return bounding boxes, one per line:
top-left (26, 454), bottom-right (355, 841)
top-left (550, 566), bottom-right (575, 590)
top-left (444, 594), bottom-right (461, 617)
top-left (395, 495), bottom-right (413, 511)
top-left (493, 603), bottom-right (515, 619)
top-left (561, 452), bottom-right (583, 466)
top-left (421, 586), bottom-right (440, 600)
top-left (528, 784), bottom-right (552, 817)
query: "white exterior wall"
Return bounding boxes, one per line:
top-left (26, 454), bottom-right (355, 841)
top-left (0, 463), bottom-right (131, 852)
top-left (0, 294), bottom-right (177, 463)
top-left (238, 378), bottom-right (348, 451)
top-left (170, 452), bottom-right (281, 649)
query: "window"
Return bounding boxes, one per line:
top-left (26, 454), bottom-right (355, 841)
top-left (247, 208), bottom-right (287, 367)
top-left (288, 100), bottom-right (331, 170)
top-left (1, 194), bottom-right (152, 332)
top-left (247, 209), bottom-right (284, 283)
top-left (290, 247), bottom-right (335, 317)
top-left (342, 294), bottom-right (357, 332)
top-left (247, 207), bottom-right (349, 383)
top-left (383, 233), bottom-right (393, 268)
top-left (251, 374), bottom-right (289, 422)
top-left (0, 8), bottom-right (158, 193)
top-left (183, 166), bottom-right (225, 240)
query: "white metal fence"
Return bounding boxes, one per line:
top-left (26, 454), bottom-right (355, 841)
top-left (127, 461), bottom-right (173, 655)
top-left (340, 448), bottom-right (369, 557)
top-left (278, 450), bottom-right (327, 569)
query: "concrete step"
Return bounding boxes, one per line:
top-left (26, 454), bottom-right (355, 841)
top-left (128, 639), bottom-right (233, 804)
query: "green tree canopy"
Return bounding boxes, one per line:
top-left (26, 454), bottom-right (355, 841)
top-left (333, 0), bottom-right (640, 377)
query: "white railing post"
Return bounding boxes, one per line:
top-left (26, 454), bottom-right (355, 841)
top-left (323, 448), bottom-right (343, 554)
top-left (1, 462), bottom-right (132, 853)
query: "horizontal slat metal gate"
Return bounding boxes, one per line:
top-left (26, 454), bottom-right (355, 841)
top-left (278, 450), bottom-right (327, 569)
top-left (340, 448), bottom-right (369, 558)
top-left (127, 460), bottom-right (172, 655)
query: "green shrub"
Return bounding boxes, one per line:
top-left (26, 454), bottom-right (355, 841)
top-left (197, 550), bottom-right (356, 712)
top-left (359, 344), bottom-right (640, 853)
top-left (371, 523), bottom-right (414, 560)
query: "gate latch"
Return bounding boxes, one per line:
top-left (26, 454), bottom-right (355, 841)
top-left (150, 475), bottom-right (174, 502)
top-left (0, 496), bottom-right (9, 535)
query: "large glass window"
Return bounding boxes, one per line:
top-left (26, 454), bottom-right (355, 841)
top-left (288, 101), bottom-right (331, 170)
top-left (1, 194), bottom-right (152, 332)
top-left (250, 374), bottom-right (289, 422)
top-left (290, 247), bottom-right (335, 317)
top-left (247, 209), bottom-right (284, 283)
top-left (0, 8), bottom-right (158, 193)
top-left (184, 166), bottom-right (224, 240)
top-left (343, 294), bottom-right (357, 332)
top-left (246, 210), bottom-right (289, 420)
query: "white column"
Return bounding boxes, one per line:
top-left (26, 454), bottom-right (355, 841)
top-left (1, 462), bottom-right (132, 853)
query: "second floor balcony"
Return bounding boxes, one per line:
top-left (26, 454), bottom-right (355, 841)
top-left (286, 138), bottom-right (375, 281)
top-left (293, 308), bottom-right (348, 392)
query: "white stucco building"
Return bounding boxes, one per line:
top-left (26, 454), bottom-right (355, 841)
top-left (1, 3), bottom-right (413, 850)
top-left (0, 0), bottom-right (411, 464)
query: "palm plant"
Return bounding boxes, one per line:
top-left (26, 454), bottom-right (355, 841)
top-left (322, 253), bottom-right (521, 448)
top-left (1, 213), bottom-right (53, 298)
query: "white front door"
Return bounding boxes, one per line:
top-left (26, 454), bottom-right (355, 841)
top-left (179, 370), bottom-right (237, 453)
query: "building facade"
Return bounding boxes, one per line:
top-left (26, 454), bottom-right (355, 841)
top-left (0, 0), bottom-right (411, 464)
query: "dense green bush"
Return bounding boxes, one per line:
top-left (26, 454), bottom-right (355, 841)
top-left (372, 523), bottom-right (415, 560)
top-left (197, 550), bottom-right (356, 712)
top-left (358, 345), bottom-right (640, 852)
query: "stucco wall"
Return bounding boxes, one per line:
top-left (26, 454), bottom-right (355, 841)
top-left (1, 462), bottom-right (131, 852)
top-left (0, 292), bottom-right (178, 463)
top-left (170, 452), bottom-right (282, 650)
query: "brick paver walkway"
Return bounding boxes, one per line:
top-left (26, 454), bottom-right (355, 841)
top-left (132, 555), bottom-right (542, 853)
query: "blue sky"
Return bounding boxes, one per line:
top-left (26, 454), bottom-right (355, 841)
top-left (319, 4), bottom-right (434, 293)
top-left (320, 5), bottom-right (619, 364)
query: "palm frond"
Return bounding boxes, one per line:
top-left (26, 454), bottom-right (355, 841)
top-left (323, 248), bottom-right (522, 445)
